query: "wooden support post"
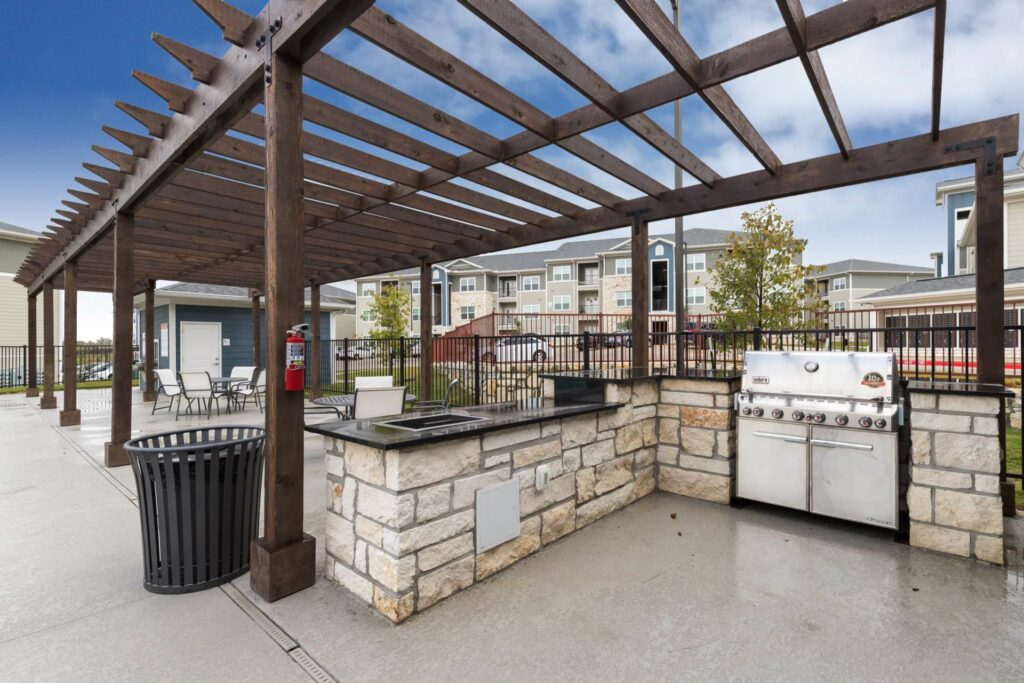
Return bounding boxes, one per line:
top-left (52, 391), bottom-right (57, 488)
top-left (60, 261), bottom-right (81, 426)
top-left (142, 280), bottom-right (157, 402)
top-left (311, 284), bottom-right (321, 399)
top-left (629, 211), bottom-right (650, 371)
top-left (252, 293), bottom-right (262, 368)
top-left (251, 50), bottom-right (315, 603)
top-left (419, 259), bottom-right (433, 401)
top-left (104, 212), bottom-right (134, 467)
top-left (40, 281), bottom-right (57, 409)
top-left (975, 159), bottom-right (1004, 386)
top-left (26, 294), bottom-right (38, 398)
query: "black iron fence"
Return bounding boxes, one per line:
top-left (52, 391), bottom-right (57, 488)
top-left (0, 345), bottom-right (135, 389)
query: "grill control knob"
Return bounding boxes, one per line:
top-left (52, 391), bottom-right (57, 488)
top-left (742, 407), bottom-right (751, 415)
top-left (792, 411), bottom-right (804, 421)
top-left (835, 415), bottom-right (849, 426)
top-left (874, 418), bottom-right (887, 429)
top-left (771, 409), bottom-right (784, 419)
top-left (752, 407), bottom-right (764, 417)
top-left (813, 413), bottom-right (826, 423)
top-left (858, 417), bottom-right (873, 428)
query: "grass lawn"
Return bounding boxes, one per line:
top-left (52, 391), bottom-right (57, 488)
top-left (0, 379), bottom-right (139, 395)
top-left (1007, 427), bottom-right (1023, 509)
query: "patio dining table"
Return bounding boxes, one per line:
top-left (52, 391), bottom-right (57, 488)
top-left (311, 392), bottom-right (417, 419)
top-left (210, 376), bottom-right (249, 413)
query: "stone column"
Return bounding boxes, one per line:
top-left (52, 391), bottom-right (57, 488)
top-left (40, 280), bottom-right (57, 409)
top-left (59, 261), bottom-right (81, 426)
top-left (26, 294), bottom-right (38, 398)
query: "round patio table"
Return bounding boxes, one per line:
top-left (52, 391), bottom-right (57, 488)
top-left (312, 392), bottom-right (417, 419)
top-left (210, 376), bottom-right (248, 413)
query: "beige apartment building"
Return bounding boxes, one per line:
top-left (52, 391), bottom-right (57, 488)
top-left (809, 260), bottom-right (934, 313)
top-left (0, 222), bottom-right (60, 347)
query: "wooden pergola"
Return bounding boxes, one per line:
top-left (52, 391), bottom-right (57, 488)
top-left (15, 0), bottom-right (1018, 601)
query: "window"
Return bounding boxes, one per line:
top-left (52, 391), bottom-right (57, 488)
top-left (459, 277), bottom-right (477, 292)
top-left (552, 295), bottom-right (570, 311)
top-left (833, 302), bottom-right (847, 311)
top-left (523, 304), bottom-right (540, 314)
top-left (361, 282), bottom-right (376, 297)
top-left (686, 253), bottom-right (706, 272)
top-left (554, 323), bottom-right (571, 334)
top-left (552, 265), bottom-right (571, 281)
top-left (615, 290), bottom-right (631, 307)
top-left (955, 208), bottom-right (972, 221)
top-left (410, 280), bottom-right (420, 295)
top-left (655, 244), bottom-right (665, 256)
top-left (411, 307), bottom-right (420, 322)
top-left (686, 287), bottom-right (706, 306)
top-left (615, 258), bottom-right (632, 275)
top-left (832, 277), bottom-right (847, 291)
top-left (360, 309), bottom-right (376, 322)
top-left (460, 305), bottom-right (476, 320)
top-left (522, 275), bottom-right (541, 291)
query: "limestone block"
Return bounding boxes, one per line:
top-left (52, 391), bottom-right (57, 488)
top-left (577, 481), bottom-right (636, 528)
top-left (417, 556), bottom-right (476, 610)
top-left (374, 587), bottom-right (415, 623)
top-left (596, 429), bottom-right (616, 441)
top-left (605, 382), bottom-right (631, 405)
top-left (909, 522), bottom-right (969, 558)
top-left (326, 512), bottom-right (356, 565)
top-left (913, 412), bottom-right (970, 433)
top-left (974, 534), bottom-right (1004, 565)
top-left (341, 477), bottom-right (357, 520)
top-left (933, 490), bottom-right (1002, 534)
top-left (938, 394), bottom-right (1001, 415)
top-left (324, 436), bottom-right (338, 455)
top-left (483, 424), bottom-right (540, 451)
top-left (541, 501), bottom-right (576, 545)
top-left (680, 406), bottom-right (731, 430)
top-left (417, 532), bottom-right (474, 573)
top-left (679, 454), bottom-right (731, 475)
top-left (634, 405), bottom-right (656, 420)
top-left (354, 540), bottom-right (368, 573)
top-left (598, 405), bottom-right (633, 432)
top-left (387, 438), bottom-right (480, 491)
top-left (934, 433), bottom-right (1000, 473)
top-left (716, 430), bottom-right (736, 458)
top-left (973, 417), bottom-right (999, 436)
top-left (541, 420), bottom-right (562, 437)
top-left (714, 394), bottom-right (734, 408)
top-left (476, 516), bottom-right (541, 580)
top-left (911, 430), bottom-right (931, 465)
top-left (513, 438), bottom-right (562, 468)
top-left (657, 404), bottom-right (678, 418)
top-left (661, 378), bottom-right (735, 394)
top-left (615, 422), bottom-right (644, 454)
top-left (334, 562), bottom-right (374, 604)
top-left (325, 452), bottom-right (345, 478)
top-left (453, 468), bottom-right (511, 509)
top-left (576, 468), bottom-right (596, 503)
top-left (594, 455), bottom-right (634, 496)
top-left (367, 545), bottom-right (417, 593)
top-left (635, 466), bottom-right (656, 497)
top-left (641, 418), bottom-right (657, 447)
top-left (561, 414), bottom-right (598, 448)
top-left (661, 391), bottom-right (714, 407)
top-left (659, 467), bottom-right (730, 504)
top-left (355, 515), bottom-right (383, 547)
top-left (680, 427), bottom-right (716, 457)
top-left (417, 483), bottom-right (452, 523)
top-left (346, 443), bottom-right (386, 485)
top-left (324, 556), bottom-right (335, 581)
top-left (974, 474), bottom-right (1000, 494)
top-left (909, 393), bottom-right (936, 410)
top-left (632, 380), bottom-right (658, 405)
top-left (483, 452), bottom-right (510, 468)
top-left (382, 509), bottom-right (476, 555)
top-left (326, 480), bottom-right (343, 514)
top-left (582, 438), bottom-right (616, 467)
top-left (635, 447), bottom-right (656, 468)
top-left (563, 447), bottom-right (582, 471)
top-left (520, 472), bottom-right (575, 515)
top-left (907, 485), bottom-right (932, 522)
top-left (911, 467), bottom-right (972, 490)
top-left (658, 418), bottom-right (680, 445)
top-left (358, 485), bottom-right (415, 529)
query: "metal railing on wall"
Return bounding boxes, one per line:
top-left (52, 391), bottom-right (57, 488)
top-left (0, 345), bottom-right (138, 389)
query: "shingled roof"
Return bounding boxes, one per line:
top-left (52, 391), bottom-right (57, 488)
top-left (862, 268), bottom-right (1024, 300)
top-left (157, 282), bottom-right (355, 305)
top-left (812, 259), bottom-right (934, 278)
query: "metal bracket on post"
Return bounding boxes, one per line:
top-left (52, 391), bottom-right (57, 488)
top-left (256, 17), bottom-right (283, 86)
top-left (945, 136), bottom-right (997, 175)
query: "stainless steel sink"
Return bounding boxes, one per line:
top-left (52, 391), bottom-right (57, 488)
top-left (375, 413), bottom-right (490, 432)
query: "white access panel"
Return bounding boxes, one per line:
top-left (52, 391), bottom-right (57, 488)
top-left (810, 427), bottom-right (898, 529)
top-left (475, 479), bottom-right (520, 553)
top-left (737, 419), bottom-right (809, 511)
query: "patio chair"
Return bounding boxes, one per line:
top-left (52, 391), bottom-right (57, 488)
top-left (352, 386), bottom-right (407, 420)
top-left (151, 368), bottom-right (182, 416)
top-left (354, 375), bottom-right (393, 390)
top-left (226, 366), bottom-right (257, 408)
top-left (177, 371), bottom-right (228, 420)
top-left (235, 369), bottom-right (266, 413)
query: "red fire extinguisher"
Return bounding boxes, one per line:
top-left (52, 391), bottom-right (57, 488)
top-left (285, 325), bottom-right (307, 392)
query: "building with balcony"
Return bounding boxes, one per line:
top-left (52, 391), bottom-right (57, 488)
top-left (808, 260), bottom-right (933, 313)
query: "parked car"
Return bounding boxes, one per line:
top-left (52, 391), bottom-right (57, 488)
top-left (83, 362), bottom-right (113, 381)
top-left (336, 344), bottom-right (375, 360)
top-left (575, 332), bottom-right (632, 351)
top-left (483, 335), bottom-right (551, 363)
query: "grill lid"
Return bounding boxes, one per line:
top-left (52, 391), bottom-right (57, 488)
top-left (741, 351), bottom-right (897, 402)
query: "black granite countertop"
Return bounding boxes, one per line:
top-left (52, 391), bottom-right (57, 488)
top-left (906, 380), bottom-right (1014, 398)
top-left (305, 401), bottom-right (622, 450)
top-left (539, 367), bottom-right (741, 383)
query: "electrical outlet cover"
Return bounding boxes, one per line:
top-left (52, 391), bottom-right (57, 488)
top-left (476, 479), bottom-right (520, 554)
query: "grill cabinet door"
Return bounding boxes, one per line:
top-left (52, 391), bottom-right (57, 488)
top-left (810, 427), bottom-right (898, 529)
top-left (737, 420), bottom-right (809, 511)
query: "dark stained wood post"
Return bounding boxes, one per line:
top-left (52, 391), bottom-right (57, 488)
top-left (975, 159), bottom-right (1004, 386)
top-left (26, 294), bottom-right (39, 398)
top-left (105, 212), bottom-right (134, 467)
top-left (252, 292), bottom-right (261, 369)
top-left (40, 280), bottom-right (57, 409)
top-left (250, 49), bottom-right (315, 603)
top-left (142, 280), bottom-right (157, 402)
top-left (419, 259), bottom-right (433, 400)
top-left (628, 210), bottom-right (650, 372)
top-left (310, 283), bottom-right (321, 399)
top-left (60, 261), bottom-right (81, 426)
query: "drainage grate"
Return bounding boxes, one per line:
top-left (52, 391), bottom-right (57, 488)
top-left (289, 648), bottom-right (337, 683)
top-left (220, 583), bottom-right (297, 651)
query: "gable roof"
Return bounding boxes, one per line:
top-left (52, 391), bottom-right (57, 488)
top-left (0, 221), bottom-right (41, 241)
top-left (813, 259), bottom-right (934, 278)
top-left (157, 282), bottom-right (355, 306)
top-left (861, 268), bottom-right (1024, 300)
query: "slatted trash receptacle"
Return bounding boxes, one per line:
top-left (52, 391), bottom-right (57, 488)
top-left (125, 426), bottom-right (265, 594)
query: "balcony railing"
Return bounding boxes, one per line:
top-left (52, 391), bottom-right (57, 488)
top-left (499, 287), bottom-right (517, 298)
top-left (579, 304), bottom-right (600, 314)
top-left (578, 275), bottom-right (599, 287)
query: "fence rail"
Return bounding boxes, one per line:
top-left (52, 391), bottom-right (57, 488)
top-left (0, 345), bottom-right (136, 389)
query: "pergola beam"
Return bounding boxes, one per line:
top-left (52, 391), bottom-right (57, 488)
top-left (930, 0), bottom-right (946, 140)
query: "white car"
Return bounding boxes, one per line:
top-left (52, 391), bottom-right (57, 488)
top-left (485, 335), bottom-right (551, 363)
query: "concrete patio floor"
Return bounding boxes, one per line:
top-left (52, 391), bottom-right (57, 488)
top-left (2, 388), bottom-right (1023, 681)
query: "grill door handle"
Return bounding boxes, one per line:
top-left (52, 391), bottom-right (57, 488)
top-left (810, 439), bottom-right (874, 451)
top-left (752, 431), bottom-right (807, 444)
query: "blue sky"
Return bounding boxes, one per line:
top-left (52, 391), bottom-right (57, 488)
top-left (2, 1), bottom-right (1022, 338)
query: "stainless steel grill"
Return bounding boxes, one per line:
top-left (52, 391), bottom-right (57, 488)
top-left (735, 351), bottom-right (902, 529)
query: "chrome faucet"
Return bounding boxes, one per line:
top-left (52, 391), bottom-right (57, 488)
top-left (442, 378), bottom-right (460, 410)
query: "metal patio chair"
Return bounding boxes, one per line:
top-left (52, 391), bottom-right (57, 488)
top-left (151, 368), bottom-right (182, 416)
top-left (177, 371), bottom-right (228, 420)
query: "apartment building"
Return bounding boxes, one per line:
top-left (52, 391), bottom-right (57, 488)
top-left (935, 168), bottom-right (1024, 275)
top-left (353, 229), bottom-right (737, 337)
top-left (0, 222), bottom-right (61, 347)
top-left (809, 260), bottom-right (933, 312)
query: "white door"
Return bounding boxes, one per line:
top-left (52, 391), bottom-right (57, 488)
top-left (180, 322), bottom-right (222, 376)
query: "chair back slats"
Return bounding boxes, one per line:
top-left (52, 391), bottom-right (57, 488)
top-left (353, 386), bottom-right (407, 419)
top-left (355, 375), bottom-right (393, 390)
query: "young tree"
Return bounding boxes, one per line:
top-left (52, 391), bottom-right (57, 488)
top-left (702, 203), bottom-right (824, 330)
top-left (366, 285), bottom-right (412, 339)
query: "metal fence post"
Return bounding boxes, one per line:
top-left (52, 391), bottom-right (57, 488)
top-left (473, 335), bottom-right (481, 404)
top-left (753, 326), bottom-right (763, 351)
top-left (675, 330), bottom-right (682, 377)
top-left (21, 345), bottom-right (27, 387)
top-left (582, 331), bottom-right (591, 371)
top-left (343, 338), bottom-right (350, 393)
top-left (399, 337), bottom-right (406, 386)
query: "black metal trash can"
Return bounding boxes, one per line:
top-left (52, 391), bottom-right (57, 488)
top-left (125, 426), bottom-right (265, 594)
